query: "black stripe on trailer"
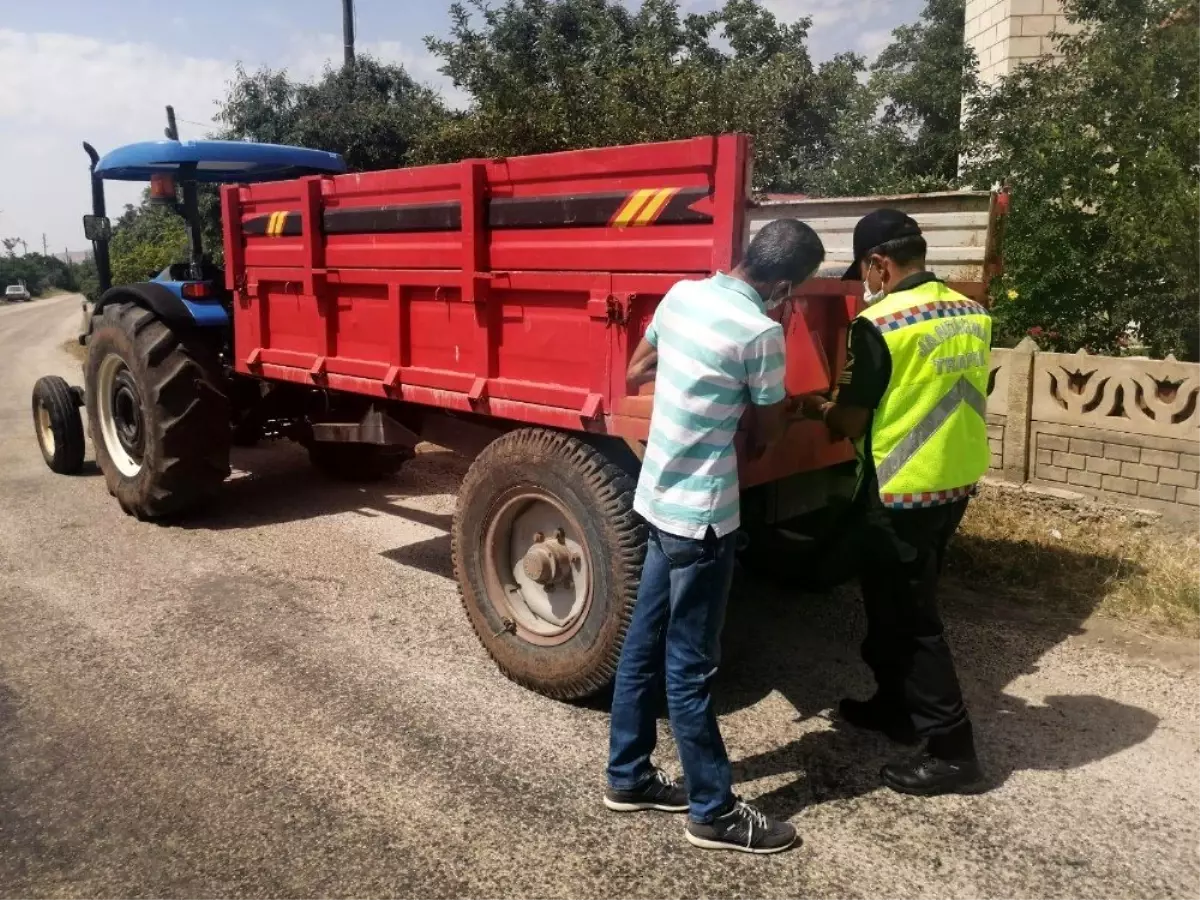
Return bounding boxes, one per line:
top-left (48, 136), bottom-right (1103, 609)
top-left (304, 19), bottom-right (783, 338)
top-left (325, 202), bottom-right (462, 234)
top-left (239, 187), bottom-right (714, 236)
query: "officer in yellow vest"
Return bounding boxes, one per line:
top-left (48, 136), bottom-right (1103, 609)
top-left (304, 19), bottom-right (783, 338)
top-left (798, 209), bottom-right (990, 796)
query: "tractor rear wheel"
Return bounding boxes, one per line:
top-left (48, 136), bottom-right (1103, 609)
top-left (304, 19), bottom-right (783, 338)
top-left (86, 302), bottom-right (230, 519)
top-left (453, 428), bottom-right (645, 700)
top-left (31, 375), bottom-right (86, 475)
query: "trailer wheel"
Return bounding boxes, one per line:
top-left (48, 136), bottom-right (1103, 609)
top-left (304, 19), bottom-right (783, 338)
top-left (453, 428), bottom-right (645, 700)
top-left (308, 442), bottom-right (412, 481)
top-left (31, 375), bottom-right (86, 474)
top-left (86, 301), bottom-right (230, 519)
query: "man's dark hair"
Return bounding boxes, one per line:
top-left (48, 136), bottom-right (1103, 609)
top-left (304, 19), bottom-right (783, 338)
top-left (871, 234), bottom-right (927, 268)
top-left (742, 219), bottom-right (825, 284)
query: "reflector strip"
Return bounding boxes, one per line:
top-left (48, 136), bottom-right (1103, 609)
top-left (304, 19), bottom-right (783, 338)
top-left (875, 376), bottom-right (988, 488)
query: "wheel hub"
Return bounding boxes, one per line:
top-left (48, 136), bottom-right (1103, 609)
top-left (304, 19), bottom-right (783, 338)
top-left (521, 530), bottom-right (576, 586)
top-left (112, 370), bottom-right (145, 460)
top-left (96, 354), bottom-right (145, 478)
top-left (484, 491), bottom-right (592, 645)
top-left (36, 405), bottom-right (55, 456)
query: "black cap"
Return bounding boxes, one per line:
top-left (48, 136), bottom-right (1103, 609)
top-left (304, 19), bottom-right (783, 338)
top-left (841, 208), bottom-right (923, 280)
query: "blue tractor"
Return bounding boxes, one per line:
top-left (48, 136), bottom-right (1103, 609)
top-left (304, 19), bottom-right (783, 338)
top-left (31, 109), bottom-right (346, 517)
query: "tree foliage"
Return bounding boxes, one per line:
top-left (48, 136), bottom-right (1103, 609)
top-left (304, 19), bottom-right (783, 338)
top-left (108, 200), bottom-right (189, 287)
top-left (807, 0), bottom-right (977, 196)
top-left (0, 247), bottom-right (85, 297)
top-left (419, 0), bottom-right (866, 192)
top-left (963, 0), bottom-right (1199, 359)
top-left (205, 0), bottom-right (972, 199)
top-left (217, 57), bottom-right (448, 172)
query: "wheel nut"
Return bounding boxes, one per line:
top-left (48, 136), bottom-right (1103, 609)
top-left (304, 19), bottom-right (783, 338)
top-left (532, 531), bottom-right (545, 543)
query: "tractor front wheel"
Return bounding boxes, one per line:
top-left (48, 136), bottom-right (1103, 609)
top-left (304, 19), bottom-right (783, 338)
top-left (453, 429), bottom-right (645, 700)
top-left (86, 302), bottom-right (230, 519)
top-left (31, 375), bottom-right (86, 474)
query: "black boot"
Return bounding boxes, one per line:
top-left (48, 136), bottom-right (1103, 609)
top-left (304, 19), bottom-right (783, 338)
top-left (881, 722), bottom-right (985, 796)
top-left (838, 694), bottom-right (918, 745)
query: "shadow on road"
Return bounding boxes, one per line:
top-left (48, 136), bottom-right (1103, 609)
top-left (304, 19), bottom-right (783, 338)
top-left (717, 542), bottom-right (1161, 820)
top-left (177, 444), bottom-right (466, 561)
top-left (171, 438), bottom-right (1160, 820)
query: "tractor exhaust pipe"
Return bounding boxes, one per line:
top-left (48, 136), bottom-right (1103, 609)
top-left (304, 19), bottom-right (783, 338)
top-left (83, 142), bottom-right (112, 296)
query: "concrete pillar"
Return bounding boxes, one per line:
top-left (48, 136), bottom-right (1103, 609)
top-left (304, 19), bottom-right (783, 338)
top-left (1003, 336), bottom-right (1038, 483)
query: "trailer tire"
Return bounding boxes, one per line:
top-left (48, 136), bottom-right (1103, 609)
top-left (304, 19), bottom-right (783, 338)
top-left (453, 428), bottom-right (644, 701)
top-left (31, 375), bottom-right (86, 474)
top-left (86, 301), bottom-right (230, 519)
top-left (308, 442), bottom-right (411, 481)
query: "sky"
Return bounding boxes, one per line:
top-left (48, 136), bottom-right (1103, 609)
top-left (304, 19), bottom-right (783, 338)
top-left (0, 0), bottom-right (921, 253)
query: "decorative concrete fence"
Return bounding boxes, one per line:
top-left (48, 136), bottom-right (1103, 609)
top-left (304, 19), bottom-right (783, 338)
top-left (986, 339), bottom-right (1200, 519)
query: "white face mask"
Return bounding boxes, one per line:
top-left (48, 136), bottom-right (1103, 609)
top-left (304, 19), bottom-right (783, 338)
top-left (862, 260), bottom-right (887, 305)
top-left (764, 282), bottom-right (791, 311)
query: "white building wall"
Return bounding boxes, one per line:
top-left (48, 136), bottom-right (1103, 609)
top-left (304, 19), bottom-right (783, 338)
top-left (964, 0), bottom-right (1081, 85)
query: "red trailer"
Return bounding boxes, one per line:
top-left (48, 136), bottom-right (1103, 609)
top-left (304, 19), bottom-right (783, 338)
top-left (221, 134), bottom-right (856, 475)
top-left (218, 133), bottom-right (873, 697)
top-left (39, 132), bottom-right (1001, 701)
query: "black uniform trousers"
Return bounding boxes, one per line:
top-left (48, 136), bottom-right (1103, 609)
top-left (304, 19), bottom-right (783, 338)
top-left (857, 498), bottom-right (971, 740)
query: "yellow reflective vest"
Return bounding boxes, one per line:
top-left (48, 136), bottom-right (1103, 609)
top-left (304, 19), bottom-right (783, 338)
top-left (854, 279), bottom-right (992, 509)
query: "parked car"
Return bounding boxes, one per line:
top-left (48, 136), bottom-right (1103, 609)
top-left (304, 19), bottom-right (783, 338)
top-left (4, 283), bottom-right (31, 302)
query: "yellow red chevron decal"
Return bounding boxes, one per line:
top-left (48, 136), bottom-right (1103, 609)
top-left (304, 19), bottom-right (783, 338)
top-left (609, 188), bottom-right (681, 228)
top-left (633, 188), bottom-right (679, 225)
top-left (610, 189), bottom-right (656, 227)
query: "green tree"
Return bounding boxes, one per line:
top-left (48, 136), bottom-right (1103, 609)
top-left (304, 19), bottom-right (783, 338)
top-left (108, 200), bottom-right (189, 287)
top-left (71, 256), bottom-right (100, 301)
top-left (963, 0), bottom-right (1199, 359)
top-left (807, 0), bottom-right (977, 196)
top-left (0, 249), bottom-right (79, 296)
top-left (872, 0), bottom-right (977, 185)
top-left (217, 56), bottom-right (448, 172)
top-left (420, 0), bottom-right (865, 192)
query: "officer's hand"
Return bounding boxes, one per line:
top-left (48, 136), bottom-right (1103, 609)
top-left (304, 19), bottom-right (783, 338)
top-left (796, 394), bottom-right (829, 421)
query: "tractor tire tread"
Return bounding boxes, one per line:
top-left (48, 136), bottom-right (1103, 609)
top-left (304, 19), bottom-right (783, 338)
top-left (87, 301), bottom-right (230, 519)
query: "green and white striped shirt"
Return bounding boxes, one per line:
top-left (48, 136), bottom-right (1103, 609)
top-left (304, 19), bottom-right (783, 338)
top-left (634, 273), bottom-right (787, 539)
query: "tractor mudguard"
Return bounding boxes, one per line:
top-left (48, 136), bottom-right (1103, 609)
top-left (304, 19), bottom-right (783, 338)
top-left (92, 282), bottom-right (228, 331)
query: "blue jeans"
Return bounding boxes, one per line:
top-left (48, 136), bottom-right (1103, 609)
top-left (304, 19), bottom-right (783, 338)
top-left (607, 524), bottom-right (737, 823)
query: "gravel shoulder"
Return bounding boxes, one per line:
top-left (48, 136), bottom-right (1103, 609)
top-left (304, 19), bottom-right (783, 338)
top-left (0, 296), bottom-right (1196, 899)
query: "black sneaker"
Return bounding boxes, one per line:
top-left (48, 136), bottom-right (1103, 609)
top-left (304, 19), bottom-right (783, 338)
top-left (839, 695), bottom-right (919, 745)
top-left (604, 768), bottom-right (688, 813)
top-left (685, 799), bottom-right (799, 855)
top-left (881, 752), bottom-right (986, 797)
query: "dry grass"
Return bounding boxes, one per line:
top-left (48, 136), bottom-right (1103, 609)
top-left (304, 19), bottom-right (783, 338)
top-left (948, 484), bottom-right (1199, 634)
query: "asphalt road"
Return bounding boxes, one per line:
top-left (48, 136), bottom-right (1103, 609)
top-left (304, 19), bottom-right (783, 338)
top-left (1, 294), bottom-right (1197, 899)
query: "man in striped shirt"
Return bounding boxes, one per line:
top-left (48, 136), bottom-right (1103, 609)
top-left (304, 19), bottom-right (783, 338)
top-left (604, 219), bottom-right (825, 855)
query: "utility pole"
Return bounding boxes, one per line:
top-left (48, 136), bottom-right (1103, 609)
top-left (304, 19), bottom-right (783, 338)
top-left (42, 233), bottom-right (48, 256)
top-left (343, 0), bottom-right (355, 70)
